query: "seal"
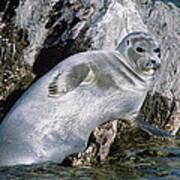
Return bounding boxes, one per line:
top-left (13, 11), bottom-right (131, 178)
top-left (0, 32), bottom-right (162, 167)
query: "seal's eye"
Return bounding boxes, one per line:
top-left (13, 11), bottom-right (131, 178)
top-left (136, 47), bottom-right (145, 53)
top-left (154, 48), bottom-right (161, 58)
top-left (154, 48), bottom-right (160, 53)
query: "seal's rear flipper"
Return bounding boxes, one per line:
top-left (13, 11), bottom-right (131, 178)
top-left (135, 117), bottom-right (172, 139)
top-left (48, 64), bottom-right (94, 97)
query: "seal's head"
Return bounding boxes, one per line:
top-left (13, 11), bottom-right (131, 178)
top-left (117, 32), bottom-right (161, 75)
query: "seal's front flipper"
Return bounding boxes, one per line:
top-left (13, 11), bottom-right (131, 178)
top-left (48, 64), bottom-right (94, 97)
top-left (135, 117), bottom-right (172, 139)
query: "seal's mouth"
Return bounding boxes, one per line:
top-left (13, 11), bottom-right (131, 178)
top-left (137, 57), bottom-right (161, 76)
top-left (143, 68), bottom-right (156, 75)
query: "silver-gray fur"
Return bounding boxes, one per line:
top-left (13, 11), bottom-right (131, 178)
top-left (0, 32), bottom-right (162, 167)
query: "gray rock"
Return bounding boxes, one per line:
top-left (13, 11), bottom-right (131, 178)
top-left (136, 0), bottom-right (180, 135)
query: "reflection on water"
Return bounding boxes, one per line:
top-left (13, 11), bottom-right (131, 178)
top-left (0, 138), bottom-right (180, 179)
top-left (152, 0), bottom-right (180, 8)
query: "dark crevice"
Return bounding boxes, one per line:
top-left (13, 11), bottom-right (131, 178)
top-left (0, 0), bottom-right (7, 12)
top-left (44, 21), bottom-right (68, 48)
top-left (164, 97), bottom-right (177, 128)
top-left (0, 89), bottom-right (24, 124)
top-left (1, 0), bottom-right (20, 22)
top-left (33, 39), bottom-right (75, 79)
top-left (70, 16), bottom-right (80, 28)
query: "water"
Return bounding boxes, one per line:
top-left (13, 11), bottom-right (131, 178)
top-left (152, 0), bottom-right (180, 7)
top-left (0, 138), bottom-right (180, 179)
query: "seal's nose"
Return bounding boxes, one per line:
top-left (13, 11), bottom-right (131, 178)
top-left (151, 59), bottom-right (156, 64)
top-left (150, 58), bottom-right (161, 69)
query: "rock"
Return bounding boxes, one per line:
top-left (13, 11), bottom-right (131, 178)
top-left (0, 0), bottom-right (35, 119)
top-left (136, 0), bottom-right (180, 135)
top-left (63, 120), bottom-right (118, 166)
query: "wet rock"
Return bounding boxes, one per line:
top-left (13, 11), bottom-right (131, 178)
top-left (63, 120), bottom-right (117, 167)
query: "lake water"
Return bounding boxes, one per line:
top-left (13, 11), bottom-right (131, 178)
top-left (0, 138), bottom-right (180, 179)
top-left (152, 0), bottom-right (180, 7)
